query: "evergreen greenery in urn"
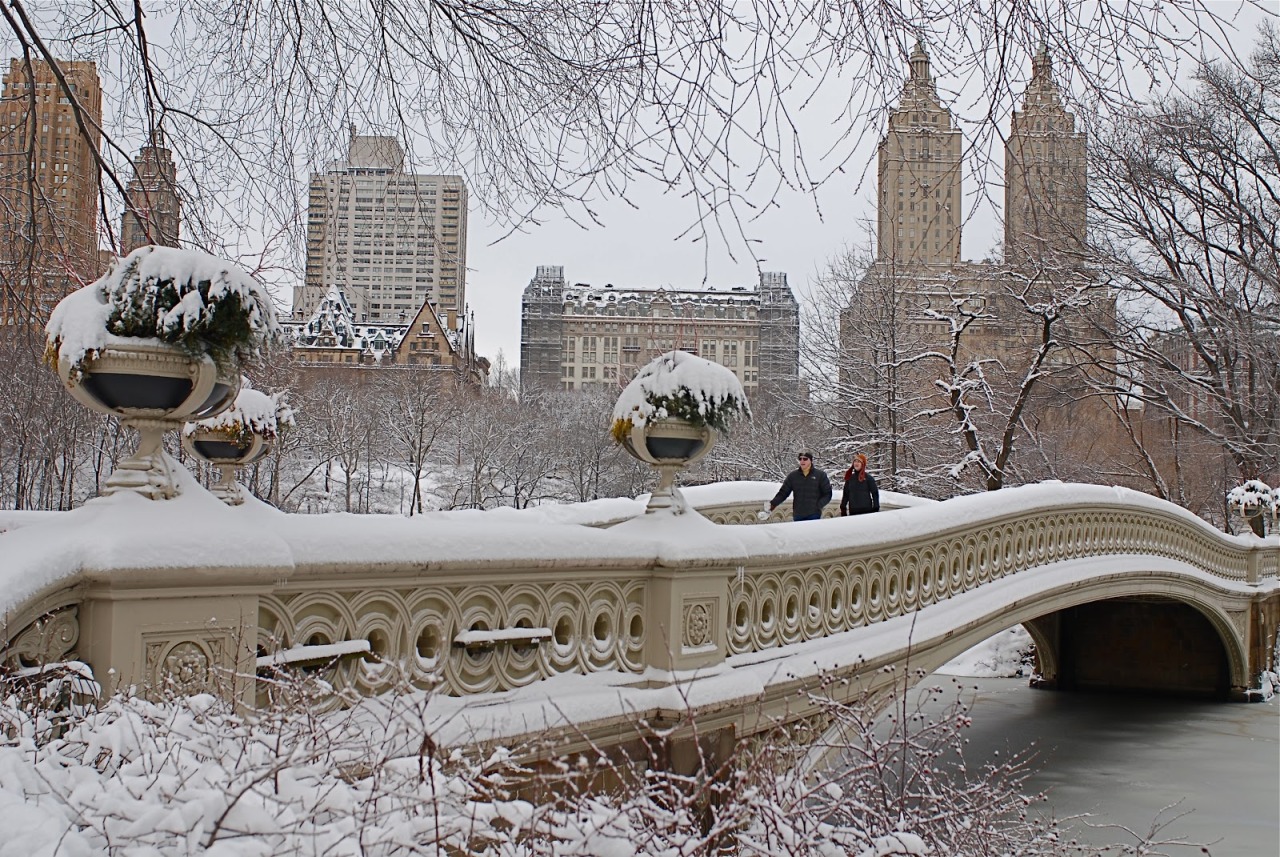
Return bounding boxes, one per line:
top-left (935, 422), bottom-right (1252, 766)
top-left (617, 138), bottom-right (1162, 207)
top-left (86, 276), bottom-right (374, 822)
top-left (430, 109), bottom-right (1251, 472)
top-left (47, 245), bottom-right (281, 382)
top-left (45, 246), bottom-right (282, 499)
top-left (1226, 479), bottom-right (1276, 537)
top-left (611, 350), bottom-right (750, 513)
top-left (183, 384), bottom-right (294, 505)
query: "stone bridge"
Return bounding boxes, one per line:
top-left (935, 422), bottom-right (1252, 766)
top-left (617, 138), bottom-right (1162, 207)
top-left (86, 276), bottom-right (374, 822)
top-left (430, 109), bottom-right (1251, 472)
top-left (2, 478), bottom-right (1277, 765)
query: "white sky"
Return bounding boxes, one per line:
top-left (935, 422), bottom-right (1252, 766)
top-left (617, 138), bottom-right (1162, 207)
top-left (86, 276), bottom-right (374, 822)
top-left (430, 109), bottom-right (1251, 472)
top-left (462, 95), bottom-right (979, 369)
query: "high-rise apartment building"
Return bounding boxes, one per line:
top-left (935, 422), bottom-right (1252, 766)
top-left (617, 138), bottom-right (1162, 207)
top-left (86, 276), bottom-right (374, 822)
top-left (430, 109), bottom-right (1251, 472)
top-left (0, 58), bottom-right (103, 325)
top-left (295, 134), bottom-right (468, 325)
top-left (121, 134), bottom-right (181, 254)
top-left (856, 44), bottom-right (1091, 342)
top-left (1003, 46), bottom-right (1087, 267)
top-left (520, 266), bottom-right (799, 393)
top-left (841, 45), bottom-right (1109, 484)
top-left (876, 41), bottom-right (963, 267)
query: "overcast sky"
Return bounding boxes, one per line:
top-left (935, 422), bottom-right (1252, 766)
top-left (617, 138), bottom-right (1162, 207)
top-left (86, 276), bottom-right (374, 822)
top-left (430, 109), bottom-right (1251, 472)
top-left (465, 164), bottom-right (887, 368)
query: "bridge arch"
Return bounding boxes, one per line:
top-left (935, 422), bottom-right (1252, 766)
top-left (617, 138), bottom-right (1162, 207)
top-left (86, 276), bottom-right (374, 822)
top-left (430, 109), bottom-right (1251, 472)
top-left (889, 565), bottom-right (1252, 699)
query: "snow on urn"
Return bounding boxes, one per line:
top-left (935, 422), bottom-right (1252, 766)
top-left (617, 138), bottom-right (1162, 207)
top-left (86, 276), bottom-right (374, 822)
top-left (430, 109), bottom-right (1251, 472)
top-left (183, 385), bottom-right (293, 505)
top-left (45, 246), bottom-right (281, 500)
top-left (1226, 480), bottom-right (1276, 537)
top-left (611, 350), bottom-right (750, 513)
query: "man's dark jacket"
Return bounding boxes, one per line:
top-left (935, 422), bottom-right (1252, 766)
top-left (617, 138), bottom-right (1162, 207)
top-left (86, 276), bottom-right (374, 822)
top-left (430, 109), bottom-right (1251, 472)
top-left (771, 467), bottom-right (833, 519)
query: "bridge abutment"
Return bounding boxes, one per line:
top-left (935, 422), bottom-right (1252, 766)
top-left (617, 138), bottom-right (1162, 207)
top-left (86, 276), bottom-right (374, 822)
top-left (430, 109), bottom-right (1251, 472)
top-left (1249, 589), bottom-right (1280, 694)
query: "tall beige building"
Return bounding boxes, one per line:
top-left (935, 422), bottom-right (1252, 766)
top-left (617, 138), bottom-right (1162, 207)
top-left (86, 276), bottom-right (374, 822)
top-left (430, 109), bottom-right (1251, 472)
top-left (295, 134), bottom-right (467, 324)
top-left (121, 134), bottom-right (181, 254)
top-left (842, 44), bottom-right (1106, 485)
top-left (1003, 46), bottom-right (1087, 267)
top-left (876, 41), bottom-right (963, 267)
top-left (0, 58), bottom-right (103, 325)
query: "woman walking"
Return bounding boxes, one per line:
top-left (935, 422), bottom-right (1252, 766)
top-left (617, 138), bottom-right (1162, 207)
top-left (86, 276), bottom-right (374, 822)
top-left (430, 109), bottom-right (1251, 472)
top-left (840, 453), bottom-right (880, 516)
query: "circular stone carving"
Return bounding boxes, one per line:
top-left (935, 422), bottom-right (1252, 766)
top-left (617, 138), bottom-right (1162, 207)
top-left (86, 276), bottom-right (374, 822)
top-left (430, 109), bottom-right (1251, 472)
top-left (685, 602), bottom-right (711, 648)
top-left (162, 641), bottom-right (211, 689)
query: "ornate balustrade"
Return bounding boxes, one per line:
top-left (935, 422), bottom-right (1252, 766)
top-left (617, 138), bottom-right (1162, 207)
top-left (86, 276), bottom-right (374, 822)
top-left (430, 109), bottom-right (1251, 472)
top-left (721, 502), bottom-right (1264, 657)
top-left (2, 481), bottom-right (1276, 712)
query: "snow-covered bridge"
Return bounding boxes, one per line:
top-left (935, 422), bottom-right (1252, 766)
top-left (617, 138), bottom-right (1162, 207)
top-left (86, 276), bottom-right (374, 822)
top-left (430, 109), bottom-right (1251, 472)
top-left (2, 476), bottom-right (1277, 762)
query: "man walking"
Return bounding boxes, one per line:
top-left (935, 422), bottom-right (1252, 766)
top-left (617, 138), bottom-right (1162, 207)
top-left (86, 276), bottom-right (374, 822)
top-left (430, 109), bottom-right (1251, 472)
top-left (767, 452), bottom-right (832, 521)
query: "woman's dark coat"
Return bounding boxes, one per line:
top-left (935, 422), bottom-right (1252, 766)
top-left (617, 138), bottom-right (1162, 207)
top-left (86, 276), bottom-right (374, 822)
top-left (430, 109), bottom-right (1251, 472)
top-left (840, 470), bottom-right (880, 515)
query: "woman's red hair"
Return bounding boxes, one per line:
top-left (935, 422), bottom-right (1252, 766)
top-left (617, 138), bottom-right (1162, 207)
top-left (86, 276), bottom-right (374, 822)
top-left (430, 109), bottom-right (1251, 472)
top-left (844, 453), bottom-right (868, 482)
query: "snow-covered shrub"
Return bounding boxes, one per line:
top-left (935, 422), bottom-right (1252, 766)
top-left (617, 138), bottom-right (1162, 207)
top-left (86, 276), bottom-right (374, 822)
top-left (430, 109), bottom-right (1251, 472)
top-left (0, 670), bottom-right (1201, 856)
top-left (610, 350), bottom-right (750, 443)
top-left (46, 245), bottom-right (282, 379)
top-left (0, 661), bottom-right (98, 745)
top-left (183, 382), bottom-right (294, 446)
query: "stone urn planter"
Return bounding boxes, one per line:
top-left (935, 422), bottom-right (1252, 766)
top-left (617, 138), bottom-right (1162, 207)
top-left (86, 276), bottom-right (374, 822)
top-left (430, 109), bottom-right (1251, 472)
top-left (611, 351), bottom-right (749, 514)
top-left (1226, 480), bottom-right (1275, 538)
top-left (620, 417), bottom-right (717, 513)
top-left (182, 386), bottom-right (291, 506)
top-left (57, 340), bottom-right (241, 499)
top-left (46, 246), bottom-right (281, 500)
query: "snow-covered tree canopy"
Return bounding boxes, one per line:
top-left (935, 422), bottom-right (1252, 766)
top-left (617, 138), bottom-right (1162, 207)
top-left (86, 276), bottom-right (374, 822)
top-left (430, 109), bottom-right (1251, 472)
top-left (610, 350), bottom-right (750, 441)
top-left (183, 383), bottom-right (294, 445)
top-left (46, 246), bottom-right (282, 377)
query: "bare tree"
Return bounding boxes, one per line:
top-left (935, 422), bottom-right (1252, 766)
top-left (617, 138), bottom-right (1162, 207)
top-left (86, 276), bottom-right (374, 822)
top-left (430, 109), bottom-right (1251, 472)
top-left (803, 245), bottom-right (944, 490)
top-left (803, 239), bottom-right (1110, 496)
top-left (1, 2), bottom-right (1274, 511)
top-left (1089, 25), bottom-right (1280, 496)
top-left (377, 370), bottom-right (463, 515)
top-left (0, 1), bottom-right (1268, 275)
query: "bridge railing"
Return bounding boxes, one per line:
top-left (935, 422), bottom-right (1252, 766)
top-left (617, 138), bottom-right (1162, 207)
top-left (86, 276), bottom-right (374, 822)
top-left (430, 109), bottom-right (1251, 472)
top-left (1, 481), bottom-right (1274, 705)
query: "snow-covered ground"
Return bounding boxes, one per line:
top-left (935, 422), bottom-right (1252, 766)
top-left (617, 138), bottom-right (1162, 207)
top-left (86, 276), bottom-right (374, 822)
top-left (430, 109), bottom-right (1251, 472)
top-left (0, 632), bottom-right (1033, 857)
top-left (935, 625), bottom-right (1035, 677)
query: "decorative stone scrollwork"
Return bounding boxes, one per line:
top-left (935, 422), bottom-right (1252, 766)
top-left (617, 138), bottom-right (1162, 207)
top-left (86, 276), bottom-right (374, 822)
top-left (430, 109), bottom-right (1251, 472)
top-left (719, 503), bottom-right (1268, 658)
top-left (3, 606), bottom-right (79, 668)
top-left (260, 578), bottom-right (647, 698)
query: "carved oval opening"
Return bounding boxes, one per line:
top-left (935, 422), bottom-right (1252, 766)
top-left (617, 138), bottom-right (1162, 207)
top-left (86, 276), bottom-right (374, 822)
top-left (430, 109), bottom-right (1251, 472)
top-left (465, 621), bottom-right (490, 663)
top-left (761, 597), bottom-right (776, 629)
top-left (554, 616), bottom-right (574, 648)
top-left (416, 625), bottom-right (441, 661)
top-left (735, 601), bottom-right (750, 632)
top-left (366, 628), bottom-right (389, 660)
top-left (512, 617), bottom-right (537, 656)
top-left (784, 594), bottom-right (799, 625)
top-left (629, 614), bottom-right (643, 641)
top-left (593, 612), bottom-right (611, 644)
